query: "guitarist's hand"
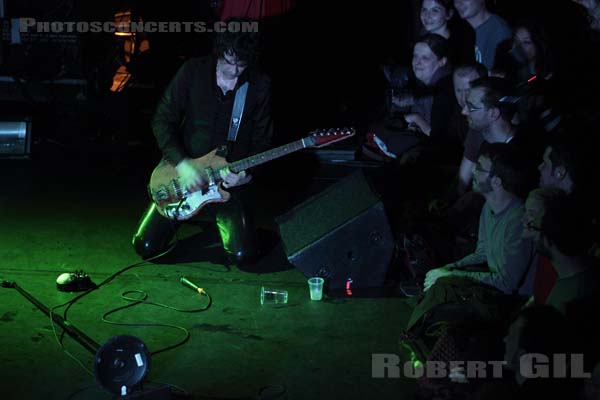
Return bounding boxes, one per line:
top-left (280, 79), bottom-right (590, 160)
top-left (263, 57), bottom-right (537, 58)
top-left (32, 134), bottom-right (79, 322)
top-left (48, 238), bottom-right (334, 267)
top-left (175, 159), bottom-right (205, 192)
top-left (220, 168), bottom-right (252, 188)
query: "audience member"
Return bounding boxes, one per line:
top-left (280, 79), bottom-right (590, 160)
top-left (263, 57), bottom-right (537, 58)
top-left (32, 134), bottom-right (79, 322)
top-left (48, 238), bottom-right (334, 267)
top-left (451, 62), bottom-right (489, 146)
top-left (511, 20), bottom-right (555, 81)
top-left (521, 188), bottom-right (565, 308)
top-left (365, 34), bottom-right (457, 161)
top-left (535, 194), bottom-right (600, 313)
top-left (538, 136), bottom-right (586, 194)
top-left (407, 143), bottom-right (537, 331)
top-left (454, 0), bottom-right (512, 70)
top-left (420, 0), bottom-right (476, 64)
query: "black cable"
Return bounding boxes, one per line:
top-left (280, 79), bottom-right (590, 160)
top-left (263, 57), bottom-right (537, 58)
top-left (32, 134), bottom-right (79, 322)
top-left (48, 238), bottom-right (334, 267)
top-left (59, 198), bottom-right (184, 325)
top-left (100, 289), bottom-right (212, 356)
top-left (52, 240), bottom-right (178, 348)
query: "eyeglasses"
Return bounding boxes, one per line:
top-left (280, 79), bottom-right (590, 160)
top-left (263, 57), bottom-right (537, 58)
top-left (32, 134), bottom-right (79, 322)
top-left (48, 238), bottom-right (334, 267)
top-left (466, 104), bottom-right (486, 113)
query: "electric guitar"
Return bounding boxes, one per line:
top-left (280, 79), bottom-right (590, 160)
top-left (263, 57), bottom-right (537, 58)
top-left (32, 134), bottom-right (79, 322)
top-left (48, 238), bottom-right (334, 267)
top-left (148, 128), bottom-right (355, 220)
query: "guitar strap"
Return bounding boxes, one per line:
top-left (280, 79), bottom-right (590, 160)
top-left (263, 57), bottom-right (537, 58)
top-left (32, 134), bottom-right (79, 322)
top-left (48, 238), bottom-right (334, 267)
top-left (223, 81), bottom-right (249, 157)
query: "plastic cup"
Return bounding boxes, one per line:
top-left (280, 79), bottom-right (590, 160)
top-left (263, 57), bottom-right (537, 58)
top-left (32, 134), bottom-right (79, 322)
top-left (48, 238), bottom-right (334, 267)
top-left (260, 286), bottom-right (288, 305)
top-left (308, 277), bottom-right (324, 300)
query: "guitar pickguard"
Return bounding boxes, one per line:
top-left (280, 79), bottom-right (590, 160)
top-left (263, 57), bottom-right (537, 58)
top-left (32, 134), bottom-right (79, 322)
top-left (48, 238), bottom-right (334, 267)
top-left (160, 184), bottom-right (226, 220)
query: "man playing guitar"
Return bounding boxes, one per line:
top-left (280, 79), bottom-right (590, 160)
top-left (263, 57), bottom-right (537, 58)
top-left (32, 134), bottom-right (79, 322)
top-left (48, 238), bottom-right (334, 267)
top-left (132, 17), bottom-right (272, 267)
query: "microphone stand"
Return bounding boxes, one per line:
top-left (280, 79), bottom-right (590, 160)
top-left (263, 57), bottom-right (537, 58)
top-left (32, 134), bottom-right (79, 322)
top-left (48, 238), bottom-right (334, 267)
top-left (1, 280), bottom-right (100, 354)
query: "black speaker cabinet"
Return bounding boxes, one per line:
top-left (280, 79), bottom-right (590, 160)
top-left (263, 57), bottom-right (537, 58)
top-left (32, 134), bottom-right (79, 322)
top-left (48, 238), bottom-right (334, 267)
top-left (276, 170), bottom-right (395, 290)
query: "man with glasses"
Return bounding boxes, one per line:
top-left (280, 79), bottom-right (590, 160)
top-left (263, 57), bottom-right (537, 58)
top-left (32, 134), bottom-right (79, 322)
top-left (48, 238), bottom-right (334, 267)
top-left (424, 143), bottom-right (537, 293)
top-left (431, 77), bottom-right (523, 243)
top-left (448, 64), bottom-right (488, 198)
top-left (457, 76), bottom-right (547, 195)
top-left (132, 17), bottom-right (273, 266)
top-left (406, 143), bottom-right (538, 332)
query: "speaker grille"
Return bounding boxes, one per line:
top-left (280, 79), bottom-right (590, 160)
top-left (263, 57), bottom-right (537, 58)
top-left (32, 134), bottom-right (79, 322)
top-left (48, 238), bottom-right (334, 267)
top-left (276, 170), bottom-right (380, 256)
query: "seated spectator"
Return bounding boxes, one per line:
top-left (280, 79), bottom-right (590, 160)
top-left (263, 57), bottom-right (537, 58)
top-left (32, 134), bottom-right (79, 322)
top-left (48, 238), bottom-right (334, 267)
top-left (365, 34), bottom-right (456, 161)
top-left (538, 131), bottom-right (600, 258)
top-left (491, 20), bottom-right (560, 131)
top-left (425, 63), bottom-right (487, 222)
top-left (462, 77), bottom-right (545, 168)
top-left (521, 188), bottom-right (565, 308)
top-left (534, 194), bottom-right (600, 313)
top-left (452, 62), bottom-right (489, 149)
top-left (446, 68), bottom-right (505, 198)
top-left (511, 20), bottom-right (556, 82)
top-left (406, 143), bottom-right (537, 331)
top-left (433, 77), bottom-right (539, 244)
top-left (453, 0), bottom-right (512, 70)
top-left (538, 135), bottom-right (587, 194)
top-left (419, 0), bottom-right (475, 64)
top-left (406, 33), bottom-right (454, 138)
top-left (455, 77), bottom-right (518, 198)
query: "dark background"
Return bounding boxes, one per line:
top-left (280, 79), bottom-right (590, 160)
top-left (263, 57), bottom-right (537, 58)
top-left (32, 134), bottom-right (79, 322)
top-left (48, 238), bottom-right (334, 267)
top-left (0, 0), bottom-right (596, 149)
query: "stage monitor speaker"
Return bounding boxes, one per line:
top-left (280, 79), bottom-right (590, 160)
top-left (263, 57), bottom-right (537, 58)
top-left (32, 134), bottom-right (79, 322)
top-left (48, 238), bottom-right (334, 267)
top-left (276, 170), bottom-right (395, 290)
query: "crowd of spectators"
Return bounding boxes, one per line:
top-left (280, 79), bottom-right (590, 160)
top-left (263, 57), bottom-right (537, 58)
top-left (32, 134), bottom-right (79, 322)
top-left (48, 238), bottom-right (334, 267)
top-left (361, 1), bottom-right (600, 398)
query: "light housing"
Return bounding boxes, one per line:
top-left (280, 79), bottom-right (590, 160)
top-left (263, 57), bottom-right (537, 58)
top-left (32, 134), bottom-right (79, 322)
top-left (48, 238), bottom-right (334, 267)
top-left (0, 117), bottom-right (32, 158)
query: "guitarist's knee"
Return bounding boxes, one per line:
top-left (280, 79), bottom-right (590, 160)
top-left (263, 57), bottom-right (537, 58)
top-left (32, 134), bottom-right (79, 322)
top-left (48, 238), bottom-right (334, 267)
top-left (132, 233), bottom-right (165, 259)
top-left (132, 202), bottom-right (178, 259)
top-left (225, 247), bottom-right (259, 269)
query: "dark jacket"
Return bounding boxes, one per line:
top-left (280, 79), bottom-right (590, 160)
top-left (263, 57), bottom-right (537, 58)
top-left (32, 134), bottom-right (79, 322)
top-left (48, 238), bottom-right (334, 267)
top-left (152, 55), bottom-right (273, 165)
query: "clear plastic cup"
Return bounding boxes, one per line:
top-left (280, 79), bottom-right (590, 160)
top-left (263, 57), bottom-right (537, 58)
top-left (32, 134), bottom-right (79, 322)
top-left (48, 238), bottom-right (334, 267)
top-left (260, 286), bottom-right (288, 305)
top-left (308, 277), bottom-right (325, 300)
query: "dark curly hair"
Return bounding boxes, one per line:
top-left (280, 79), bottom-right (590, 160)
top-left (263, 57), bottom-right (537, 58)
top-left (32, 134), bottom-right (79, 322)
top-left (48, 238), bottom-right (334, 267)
top-left (214, 17), bottom-right (261, 66)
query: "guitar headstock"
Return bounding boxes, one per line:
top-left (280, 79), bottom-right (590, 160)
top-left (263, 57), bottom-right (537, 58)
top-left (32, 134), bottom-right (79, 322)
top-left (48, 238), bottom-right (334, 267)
top-left (304, 127), bottom-right (355, 148)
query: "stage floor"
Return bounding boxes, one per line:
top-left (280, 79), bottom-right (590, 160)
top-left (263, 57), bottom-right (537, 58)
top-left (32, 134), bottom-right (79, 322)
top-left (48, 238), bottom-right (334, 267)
top-left (0, 141), bottom-right (417, 400)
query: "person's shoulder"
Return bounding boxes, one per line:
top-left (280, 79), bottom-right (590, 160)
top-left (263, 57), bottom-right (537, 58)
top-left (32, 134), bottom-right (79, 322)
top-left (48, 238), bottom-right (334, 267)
top-left (247, 68), bottom-right (272, 91)
top-left (490, 13), bottom-right (512, 34)
top-left (249, 68), bottom-right (271, 84)
top-left (505, 200), bottom-right (526, 221)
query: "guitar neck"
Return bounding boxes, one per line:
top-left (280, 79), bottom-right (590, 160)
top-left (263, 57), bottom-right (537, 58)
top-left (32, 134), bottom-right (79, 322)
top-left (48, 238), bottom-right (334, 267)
top-left (224, 138), bottom-right (308, 173)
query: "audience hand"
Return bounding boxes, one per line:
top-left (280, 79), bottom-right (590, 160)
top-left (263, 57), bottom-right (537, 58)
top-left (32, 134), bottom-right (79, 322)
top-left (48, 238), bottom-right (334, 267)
top-left (423, 265), bottom-right (454, 292)
top-left (404, 114), bottom-right (431, 136)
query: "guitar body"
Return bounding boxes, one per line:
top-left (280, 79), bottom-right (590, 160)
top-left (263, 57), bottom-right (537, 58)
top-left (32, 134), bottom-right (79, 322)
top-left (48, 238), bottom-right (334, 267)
top-left (147, 128), bottom-right (356, 221)
top-left (149, 149), bottom-right (232, 221)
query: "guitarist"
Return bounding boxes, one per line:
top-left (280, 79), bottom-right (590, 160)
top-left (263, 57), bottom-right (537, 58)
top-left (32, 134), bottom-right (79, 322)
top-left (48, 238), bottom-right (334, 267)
top-left (132, 18), bottom-right (273, 266)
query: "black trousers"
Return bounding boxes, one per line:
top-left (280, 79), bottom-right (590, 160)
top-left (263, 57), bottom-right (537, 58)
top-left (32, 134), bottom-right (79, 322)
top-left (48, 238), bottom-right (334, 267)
top-left (132, 185), bottom-right (258, 266)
